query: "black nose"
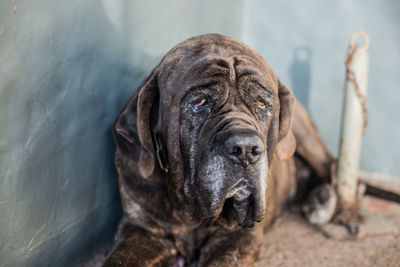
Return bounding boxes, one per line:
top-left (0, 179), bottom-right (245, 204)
top-left (224, 134), bottom-right (264, 167)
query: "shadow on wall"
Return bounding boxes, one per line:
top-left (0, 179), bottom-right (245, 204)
top-left (289, 46), bottom-right (313, 109)
top-left (0, 1), bottom-right (157, 266)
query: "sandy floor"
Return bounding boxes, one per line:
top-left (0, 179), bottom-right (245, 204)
top-left (256, 196), bottom-right (400, 267)
top-left (82, 196), bottom-right (400, 267)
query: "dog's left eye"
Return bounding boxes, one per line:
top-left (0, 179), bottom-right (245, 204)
top-left (257, 99), bottom-right (267, 109)
top-left (257, 98), bottom-right (273, 117)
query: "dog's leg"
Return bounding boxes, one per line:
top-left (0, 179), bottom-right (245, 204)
top-left (293, 100), bottom-right (334, 180)
top-left (197, 227), bottom-right (263, 267)
top-left (293, 101), bottom-right (338, 224)
top-left (102, 222), bottom-right (177, 267)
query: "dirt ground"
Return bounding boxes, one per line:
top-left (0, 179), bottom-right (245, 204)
top-left (82, 196), bottom-right (400, 267)
top-left (256, 196), bottom-right (400, 267)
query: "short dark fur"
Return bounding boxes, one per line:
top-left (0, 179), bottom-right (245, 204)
top-left (104, 34), bottom-right (333, 266)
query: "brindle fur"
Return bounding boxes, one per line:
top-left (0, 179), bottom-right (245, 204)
top-left (103, 34), bottom-right (333, 267)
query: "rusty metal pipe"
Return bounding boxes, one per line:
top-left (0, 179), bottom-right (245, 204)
top-left (337, 31), bottom-right (370, 208)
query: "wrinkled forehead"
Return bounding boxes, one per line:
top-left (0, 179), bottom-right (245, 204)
top-left (156, 35), bottom-right (279, 101)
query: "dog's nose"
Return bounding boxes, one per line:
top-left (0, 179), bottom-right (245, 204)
top-left (224, 134), bottom-right (264, 167)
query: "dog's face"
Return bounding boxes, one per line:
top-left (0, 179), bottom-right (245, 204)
top-left (179, 70), bottom-right (272, 228)
top-left (115, 34), bottom-right (295, 229)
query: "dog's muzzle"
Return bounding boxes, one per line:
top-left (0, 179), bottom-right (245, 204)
top-left (212, 128), bottom-right (267, 228)
top-left (224, 178), bottom-right (258, 228)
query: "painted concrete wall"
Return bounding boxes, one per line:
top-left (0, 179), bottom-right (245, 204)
top-left (243, 0), bottom-right (400, 177)
top-left (0, 0), bottom-right (399, 266)
top-left (0, 1), bottom-right (129, 266)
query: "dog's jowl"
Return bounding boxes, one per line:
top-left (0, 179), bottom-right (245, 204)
top-left (104, 34), bottom-right (334, 267)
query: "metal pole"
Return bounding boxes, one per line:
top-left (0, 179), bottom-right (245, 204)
top-left (337, 32), bottom-right (370, 208)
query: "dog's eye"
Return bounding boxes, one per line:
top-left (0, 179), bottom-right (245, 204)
top-left (257, 98), bottom-right (272, 117)
top-left (189, 98), bottom-right (209, 113)
top-left (195, 98), bottom-right (207, 107)
top-left (257, 100), bottom-right (266, 109)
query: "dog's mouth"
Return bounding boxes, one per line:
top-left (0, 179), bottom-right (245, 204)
top-left (193, 153), bottom-right (267, 228)
top-left (221, 194), bottom-right (257, 228)
top-left (209, 178), bottom-right (259, 228)
top-left (201, 187), bottom-right (261, 229)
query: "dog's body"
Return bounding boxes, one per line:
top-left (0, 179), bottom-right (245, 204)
top-left (104, 34), bottom-right (333, 266)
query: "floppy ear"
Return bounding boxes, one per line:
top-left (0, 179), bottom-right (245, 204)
top-left (114, 72), bottom-right (158, 178)
top-left (276, 80), bottom-right (296, 161)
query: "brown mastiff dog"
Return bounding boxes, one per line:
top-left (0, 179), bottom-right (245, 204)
top-left (104, 34), bottom-right (334, 266)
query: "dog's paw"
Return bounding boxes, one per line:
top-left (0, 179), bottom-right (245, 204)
top-left (302, 184), bottom-right (337, 225)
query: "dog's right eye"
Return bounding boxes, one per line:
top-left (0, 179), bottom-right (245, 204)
top-left (195, 98), bottom-right (207, 107)
top-left (189, 98), bottom-right (209, 112)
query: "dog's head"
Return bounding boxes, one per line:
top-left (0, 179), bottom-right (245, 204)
top-left (114, 34), bottom-right (295, 229)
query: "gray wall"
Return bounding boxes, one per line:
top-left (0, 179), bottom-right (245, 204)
top-left (0, 1), bottom-right (129, 266)
top-left (243, 0), bottom-right (400, 177)
top-left (0, 0), bottom-right (399, 266)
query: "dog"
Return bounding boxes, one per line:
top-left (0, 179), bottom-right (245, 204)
top-left (103, 34), bottom-right (334, 266)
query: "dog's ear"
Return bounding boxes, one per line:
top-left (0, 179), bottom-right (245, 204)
top-left (276, 80), bottom-right (296, 161)
top-left (114, 71), bottom-right (158, 178)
